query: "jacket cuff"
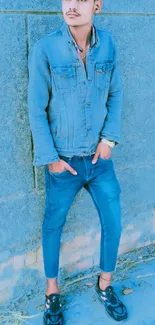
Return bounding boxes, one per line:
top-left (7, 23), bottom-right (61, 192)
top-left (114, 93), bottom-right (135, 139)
top-left (100, 134), bottom-right (120, 145)
top-left (33, 155), bottom-right (60, 166)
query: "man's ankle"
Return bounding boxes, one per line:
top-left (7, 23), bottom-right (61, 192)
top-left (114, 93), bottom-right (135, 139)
top-left (99, 272), bottom-right (112, 291)
top-left (46, 288), bottom-right (59, 296)
top-left (46, 277), bottom-right (59, 296)
top-left (99, 278), bottom-right (111, 291)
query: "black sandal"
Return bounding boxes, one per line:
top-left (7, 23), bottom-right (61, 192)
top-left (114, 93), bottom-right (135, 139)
top-left (43, 293), bottom-right (64, 325)
top-left (95, 275), bottom-right (128, 322)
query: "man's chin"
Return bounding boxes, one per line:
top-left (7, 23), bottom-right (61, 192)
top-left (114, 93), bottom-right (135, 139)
top-left (63, 17), bottom-right (81, 27)
top-left (68, 24), bottom-right (81, 27)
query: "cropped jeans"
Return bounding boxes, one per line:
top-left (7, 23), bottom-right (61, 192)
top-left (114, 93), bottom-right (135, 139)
top-left (42, 154), bottom-right (122, 278)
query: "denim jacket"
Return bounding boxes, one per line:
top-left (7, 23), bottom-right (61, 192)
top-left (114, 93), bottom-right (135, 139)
top-left (28, 22), bottom-right (123, 166)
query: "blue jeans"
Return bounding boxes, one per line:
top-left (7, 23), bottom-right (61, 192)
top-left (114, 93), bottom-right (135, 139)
top-left (42, 154), bottom-right (122, 278)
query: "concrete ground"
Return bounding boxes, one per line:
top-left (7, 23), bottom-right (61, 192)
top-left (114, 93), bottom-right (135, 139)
top-left (1, 244), bottom-right (155, 325)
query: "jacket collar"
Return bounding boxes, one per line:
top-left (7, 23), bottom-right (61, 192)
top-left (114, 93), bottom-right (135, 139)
top-left (60, 21), bottom-right (100, 50)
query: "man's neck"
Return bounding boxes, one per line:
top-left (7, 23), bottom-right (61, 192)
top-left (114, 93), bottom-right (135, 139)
top-left (68, 23), bottom-right (92, 49)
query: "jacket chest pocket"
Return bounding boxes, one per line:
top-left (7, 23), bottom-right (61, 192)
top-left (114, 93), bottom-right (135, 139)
top-left (95, 61), bottom-right (113, 89)
top-left (51, 65), bottom-right (77, 92)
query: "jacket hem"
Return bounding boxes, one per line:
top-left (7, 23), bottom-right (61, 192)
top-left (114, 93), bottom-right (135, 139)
top-left (56, 146), bottom-right (97, 157)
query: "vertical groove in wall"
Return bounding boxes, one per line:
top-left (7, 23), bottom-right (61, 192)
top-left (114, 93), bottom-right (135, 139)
top-left (25, 14), bottom-right (36, 189)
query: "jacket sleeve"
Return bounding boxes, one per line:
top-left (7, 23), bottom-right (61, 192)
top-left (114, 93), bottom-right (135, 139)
top-left (28, 43), bottom-right (60, 166)
top-left (100, 39), bottom-right (123, 145)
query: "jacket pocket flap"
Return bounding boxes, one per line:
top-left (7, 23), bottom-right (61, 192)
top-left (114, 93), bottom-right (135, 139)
top-left (51, 66), bottom-right (76, 78)
top-left (96, 61), bottom-right (114, 73)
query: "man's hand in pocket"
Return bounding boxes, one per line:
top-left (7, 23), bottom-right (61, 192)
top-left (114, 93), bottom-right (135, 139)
top-left (92, 142), bottom-right (111, 164)
top-left (48, 159), bottom-right (77, 175)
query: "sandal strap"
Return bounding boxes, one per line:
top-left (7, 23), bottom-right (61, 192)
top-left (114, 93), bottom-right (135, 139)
top-left (45, 294), bottom-right (62, 314)
top-left (100, 287), bottom-right (127, 318)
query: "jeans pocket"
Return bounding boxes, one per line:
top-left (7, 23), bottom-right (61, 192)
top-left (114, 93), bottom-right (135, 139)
top-left (48, 156), bottom-right (73, 178)
top-left (48, 168), bottom-right (69, 177)
top-left (98, 156), bottom-right (112, 162)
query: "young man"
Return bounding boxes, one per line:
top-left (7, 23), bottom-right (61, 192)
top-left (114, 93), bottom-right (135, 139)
top-left (28, 0), bottom-right (128, 323)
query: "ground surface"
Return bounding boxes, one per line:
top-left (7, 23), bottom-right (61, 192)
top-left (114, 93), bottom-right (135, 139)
top-left (1, 244), bottom-right (155, 325)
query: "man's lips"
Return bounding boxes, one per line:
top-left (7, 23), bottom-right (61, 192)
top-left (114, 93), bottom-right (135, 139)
top-left (66, 12), bottom-right (80, 17)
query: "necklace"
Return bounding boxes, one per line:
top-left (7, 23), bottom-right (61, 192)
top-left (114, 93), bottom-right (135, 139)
top-left (81, 53), bottom-right (87, 60)
top-left (78, 44), bottom-right (90, 60)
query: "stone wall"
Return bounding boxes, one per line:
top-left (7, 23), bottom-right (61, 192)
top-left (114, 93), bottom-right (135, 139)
top-left (0, 1), bottom-right (155, 304)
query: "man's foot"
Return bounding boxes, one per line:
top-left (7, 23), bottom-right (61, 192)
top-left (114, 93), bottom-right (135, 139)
top-left (43, 293), bottom-right (64, 325)
top-left (95, 275), bottom-right (128, 322)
